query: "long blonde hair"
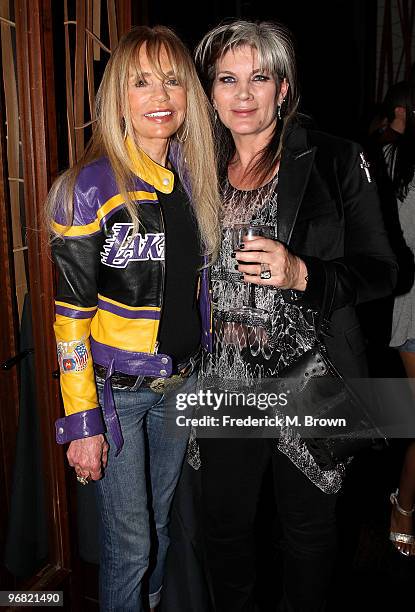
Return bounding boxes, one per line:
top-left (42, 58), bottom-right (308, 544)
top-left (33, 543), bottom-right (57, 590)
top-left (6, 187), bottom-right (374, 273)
top-left (46, 25), bottom-right (221, 260)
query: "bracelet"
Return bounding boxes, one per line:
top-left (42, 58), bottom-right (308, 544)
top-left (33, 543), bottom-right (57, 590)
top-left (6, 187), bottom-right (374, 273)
top-left (390, 489), bottom-right (415, 516)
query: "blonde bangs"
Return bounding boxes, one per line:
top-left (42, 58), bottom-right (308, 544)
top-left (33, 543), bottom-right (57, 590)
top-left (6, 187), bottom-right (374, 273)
top-left (128, 34), bottom-right (190, 89)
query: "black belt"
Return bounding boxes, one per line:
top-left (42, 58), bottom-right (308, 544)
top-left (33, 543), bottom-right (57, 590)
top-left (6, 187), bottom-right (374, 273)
top-left (94, 349), bottom-right (200, 392)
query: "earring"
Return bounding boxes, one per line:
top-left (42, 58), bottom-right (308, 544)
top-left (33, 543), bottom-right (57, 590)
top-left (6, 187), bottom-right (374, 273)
top-left (277, 97), bottom-right (285, 120)
top-left (177, 122), bottom-right (188, 143)
top-left (212, 100), bottom-right (218, 124)
top-left (122, 117), bottom-right (128, 139)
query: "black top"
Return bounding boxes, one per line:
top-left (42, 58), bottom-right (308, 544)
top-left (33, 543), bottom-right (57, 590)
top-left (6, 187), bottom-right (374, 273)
top-left (157, 174), bottom-right (202, 363)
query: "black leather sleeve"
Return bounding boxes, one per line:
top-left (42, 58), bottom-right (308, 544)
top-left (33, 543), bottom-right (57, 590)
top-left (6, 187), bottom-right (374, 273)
top-left (286, 143), bottom-right (398, 313)
top-left (52, 233), bottom-right (104, 308)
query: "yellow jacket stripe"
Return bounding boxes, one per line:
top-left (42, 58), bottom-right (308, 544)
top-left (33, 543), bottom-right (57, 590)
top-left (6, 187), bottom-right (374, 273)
top-left (51, 190), bottom-right (158, 237)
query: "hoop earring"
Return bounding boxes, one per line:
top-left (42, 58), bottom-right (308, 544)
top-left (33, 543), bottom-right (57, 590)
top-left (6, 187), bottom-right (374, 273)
top-left (121, 117), bottom-right (128, 139)
top-left (177, 122), bottom-right (188, 143)
top-left (214, 109), bottom-right (218, 124)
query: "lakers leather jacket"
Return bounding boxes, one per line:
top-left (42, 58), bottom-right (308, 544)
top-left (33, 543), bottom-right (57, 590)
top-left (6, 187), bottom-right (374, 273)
top-left (53, 139), bottom-right (211, 453)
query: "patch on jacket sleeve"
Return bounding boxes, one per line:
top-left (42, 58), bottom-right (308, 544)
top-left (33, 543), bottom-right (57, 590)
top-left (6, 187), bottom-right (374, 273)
top-left (57, 339), bottom-right (89, 373)
top-left (359, 152), bottom-right (372, 183)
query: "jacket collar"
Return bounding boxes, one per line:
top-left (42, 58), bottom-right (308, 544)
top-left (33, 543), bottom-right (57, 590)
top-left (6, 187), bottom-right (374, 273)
top-left (125, 136), bottom-right (174, 194)
top-left (277, 123), bottom-right (316, 245)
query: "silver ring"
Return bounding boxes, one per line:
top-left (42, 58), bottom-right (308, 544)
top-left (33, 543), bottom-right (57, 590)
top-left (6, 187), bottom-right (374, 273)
top-left (76, 474), bottom-right (89, 485)
top-left (260, 263), bottom-right (271, 280)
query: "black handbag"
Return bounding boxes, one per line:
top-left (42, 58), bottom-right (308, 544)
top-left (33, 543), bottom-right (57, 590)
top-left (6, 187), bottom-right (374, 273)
top-left (278, 267), bottom-right (387, 471)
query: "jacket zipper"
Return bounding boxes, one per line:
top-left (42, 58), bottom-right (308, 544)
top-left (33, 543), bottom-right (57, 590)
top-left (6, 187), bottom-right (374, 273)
top-left (154, 203), bottom-right (166, 354)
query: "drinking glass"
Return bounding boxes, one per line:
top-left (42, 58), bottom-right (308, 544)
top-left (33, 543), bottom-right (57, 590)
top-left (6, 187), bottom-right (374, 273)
top-left (229, 223), bottom-right (275, 327)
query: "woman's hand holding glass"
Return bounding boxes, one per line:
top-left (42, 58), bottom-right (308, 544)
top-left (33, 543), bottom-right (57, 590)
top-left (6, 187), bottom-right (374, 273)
top-left (235, 235), bottom-right (308, 291)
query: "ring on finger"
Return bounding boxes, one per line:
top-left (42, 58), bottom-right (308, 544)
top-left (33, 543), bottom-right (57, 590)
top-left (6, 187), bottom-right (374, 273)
top-left (76, 474), bottom-right (89, 485)
top-left (260, 262), bottom-right (271, 280)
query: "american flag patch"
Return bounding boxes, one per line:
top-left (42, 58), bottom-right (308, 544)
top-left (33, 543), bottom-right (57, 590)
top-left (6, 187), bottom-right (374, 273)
top-left (57, 339), bottom-right (89, 373)
top-left (73, 342), bottom-right (88, 370)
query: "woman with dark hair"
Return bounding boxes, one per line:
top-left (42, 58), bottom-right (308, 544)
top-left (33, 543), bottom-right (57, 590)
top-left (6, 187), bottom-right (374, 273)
top-left (382, 80), bottom-right (415, 557)
top-left (46, 25), bottom-right (220, 611)
top-left (381, 80), bottom-right (415, 196)
top-left (369, 80), bottom-right (409, 145)
top-left (185, 19), bottom-right (397, 611)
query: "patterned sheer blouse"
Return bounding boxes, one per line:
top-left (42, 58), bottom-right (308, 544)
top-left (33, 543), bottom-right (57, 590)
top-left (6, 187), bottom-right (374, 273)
top-left (190, 173), bottom-right (345, 494)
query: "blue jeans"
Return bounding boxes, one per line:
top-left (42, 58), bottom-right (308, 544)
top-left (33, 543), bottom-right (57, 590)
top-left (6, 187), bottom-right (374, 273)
top-left (95, 373), bottom-right (194, 611)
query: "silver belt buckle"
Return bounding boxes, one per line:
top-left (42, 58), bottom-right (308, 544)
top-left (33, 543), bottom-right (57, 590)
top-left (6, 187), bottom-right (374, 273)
top-left (149, 374), bottom-right (184, 393)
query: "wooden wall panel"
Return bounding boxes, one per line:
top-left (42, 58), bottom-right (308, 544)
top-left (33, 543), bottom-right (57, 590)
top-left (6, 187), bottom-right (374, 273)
top-left (0, 3), bottom-right (27, 320)
top-left (14, 0), bottom-right (71, 577)
top-left (116, 0), bottom-right (132, 36)
top-left (63, 0), bottom-right (130, 165)
top-left (0, 35), bottom-right (19, 593)
top-left (74, 0), bottom-right (86, 159)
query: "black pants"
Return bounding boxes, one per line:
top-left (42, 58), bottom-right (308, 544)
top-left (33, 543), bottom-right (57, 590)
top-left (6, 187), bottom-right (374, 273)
top-left (198, 438), bottom-right (338, 612)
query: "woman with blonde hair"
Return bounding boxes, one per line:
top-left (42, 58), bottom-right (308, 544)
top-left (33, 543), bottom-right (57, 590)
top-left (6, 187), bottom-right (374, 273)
top-left (46, 25), bottom-right (220, 611)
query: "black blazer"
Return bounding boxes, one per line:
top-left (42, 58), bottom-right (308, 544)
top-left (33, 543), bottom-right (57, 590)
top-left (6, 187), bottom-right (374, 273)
top-left (278, 123), bottom-right (398, 377)
top-left (161, 125), bottom-right (398, 612)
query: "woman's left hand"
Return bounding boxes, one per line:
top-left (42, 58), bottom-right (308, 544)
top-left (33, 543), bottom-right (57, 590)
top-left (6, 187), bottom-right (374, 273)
top-left (234, 236), bottom-right (308, 291)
